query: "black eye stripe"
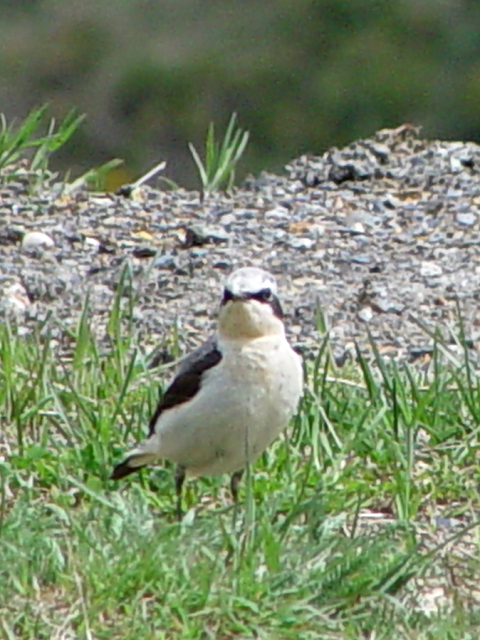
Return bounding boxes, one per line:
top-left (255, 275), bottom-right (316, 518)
top-left (222, 288), bottom-right (234, 304)
top-left (222, 287), bottom-right (272, 304)
top-left (250, 290), bottom-right (283, 319)
top-left (221, 287), bottom-right (283, 319)
top-left (249, 288), bottom-right (272, 303)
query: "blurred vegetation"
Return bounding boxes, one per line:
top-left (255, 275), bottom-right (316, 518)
top-left (1, 0), bottom-right (480, 187)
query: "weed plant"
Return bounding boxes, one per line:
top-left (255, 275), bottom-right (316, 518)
top-left (188, 113), bottom-right (249, 197)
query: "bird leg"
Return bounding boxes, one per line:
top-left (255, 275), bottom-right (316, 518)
top-left (174, 465), bottom-right (186, 521)
top-left (230, 469), bottom-right (244, 504)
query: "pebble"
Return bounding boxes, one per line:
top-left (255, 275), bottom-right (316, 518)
top-left (456, 212), bottom-right (476, 226)
top-left (420, 262), bottom-right (443, 278)
top-left (358, 307), bottom-right (374, 323)
top-left (218, 213), bottom-right (236, 227)
top-left (21, 231), bottom-right (55, 250)
top-left (289, 237), bottom-right (314, 251)
top-left (184, 225), bottom-right (229, 247)
top-left (85, 236), bottom-right (101, 249)
top-left (349, 222), bottom-right (365, 234)
top-left (264, 207), bottom-right (290, 220)
top-left (351, 254), bottom-right (372, 265)
top-left (449, 157), bottom-right (464, 173)
top-left (153, 254), bottom-right (177, 270)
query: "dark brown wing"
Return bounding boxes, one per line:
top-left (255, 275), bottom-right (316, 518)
top-left (147, 337), bottom-right (222, 436)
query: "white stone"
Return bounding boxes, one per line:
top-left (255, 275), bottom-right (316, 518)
top-left (85, 236), bottom-right (101, 248)
top-left (264, 207), bottom-right (290, 220)
top-left (350, 221), bottom-right (365, 234)
top-left (456, 212), bottom-right (476, 226)
top-left (420, 261), bottom-right (443, 277)
top-left (358, 306), bottom-right (373, 322)
top-left (290, 237), bottom-right (314, 250)
top-left (449, 156), bottom-right (463, 173)
top-left (22, 231), bottom-right (55, 250)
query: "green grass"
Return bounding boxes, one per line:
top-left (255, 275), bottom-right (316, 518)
top-left (1, 291), bottom-right (480, 639)
top-left (0, 105), bottom-right (84, 180)
top-left (189, 112), bottom-right (249, 197)
top-left (0, 104), bottom-right (247, 195)
top-left (0, 104), bottom-right (123, 192)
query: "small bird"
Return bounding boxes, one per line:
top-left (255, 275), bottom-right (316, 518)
top-left (110, 266), bottom-right (303, 519)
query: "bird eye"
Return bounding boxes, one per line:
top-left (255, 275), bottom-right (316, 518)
top-left (258, 288), bottom-right (273, 301)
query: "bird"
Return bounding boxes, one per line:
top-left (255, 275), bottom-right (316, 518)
top-left (110, 266), bottom-right (303, 519)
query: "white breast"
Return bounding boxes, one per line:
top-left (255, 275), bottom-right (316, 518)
top-left (151, 336), bottom-right (303, 476)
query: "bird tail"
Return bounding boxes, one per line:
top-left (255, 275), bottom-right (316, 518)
top-left (110, 442), bottom-right (158, 480)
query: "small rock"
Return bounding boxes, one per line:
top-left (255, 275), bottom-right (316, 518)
top-left (132, 246), bottom-right (157, 258)
top-left (192, 303), bottom-right (209, 316)
top-left (264, 207), bottom-right (290, 220)
top-left (212, 259), bottom-right (232, 270)
top-left (22, 231), bottom-right (55, 250)
top-left (184, 225), bottom-right (229, 247)
top-left (312, 249), bottom-right (326, 261)
top-left (351, 254), bottom-right (372, 265)
top-left (420, 261), bottom-right (443, 277)
top-left (456, 212), bottom-right (476, 226)
top-left (346, 211), bottom-right (379, 228)
top-left (358, 307), bottom-right (374, 322)
top-left (219, 213), bottom-right (236, 227)
top-left (371, 299), bottom-right (398, 314)
top-left (85, 236), bottom-right (101, 249)
top-left (153, 254), bottom-right (177, 270)
top-left (349, 222), bottom-right (365, 235)
top-left (301, 170), bottom-right (321, 187)
top-left (235, 209), bottom-right (256, 220)
top-left (289, 237), bottom-right (314, 251)
top-left (368, 142), bottom-right (390, 163)
top-left (328, 163), bottom-right (358, 184)
top-left (434, 516), bottom-right (454, 529)
top-left (449, 156), bottom-right (464, 173)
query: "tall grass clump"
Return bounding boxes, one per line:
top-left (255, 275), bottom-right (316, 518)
top-left (189, 112), bottom-right (249, 197)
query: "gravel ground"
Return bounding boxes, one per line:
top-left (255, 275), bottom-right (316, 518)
top-left (2, 124), bottom-right (480, 366)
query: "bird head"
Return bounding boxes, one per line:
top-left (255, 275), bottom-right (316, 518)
top-left (218, 267), bottom-right (285, 339)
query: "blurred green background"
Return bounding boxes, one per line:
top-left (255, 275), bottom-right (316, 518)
top-left (1, 0), bottom-right (480, 188)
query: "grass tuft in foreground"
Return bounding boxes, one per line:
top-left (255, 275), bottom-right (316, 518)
top-left (1, 297), bottom-right (480, 638)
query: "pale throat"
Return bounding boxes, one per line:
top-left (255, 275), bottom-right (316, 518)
top-left (218, 300), bottom-right (284, 340)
